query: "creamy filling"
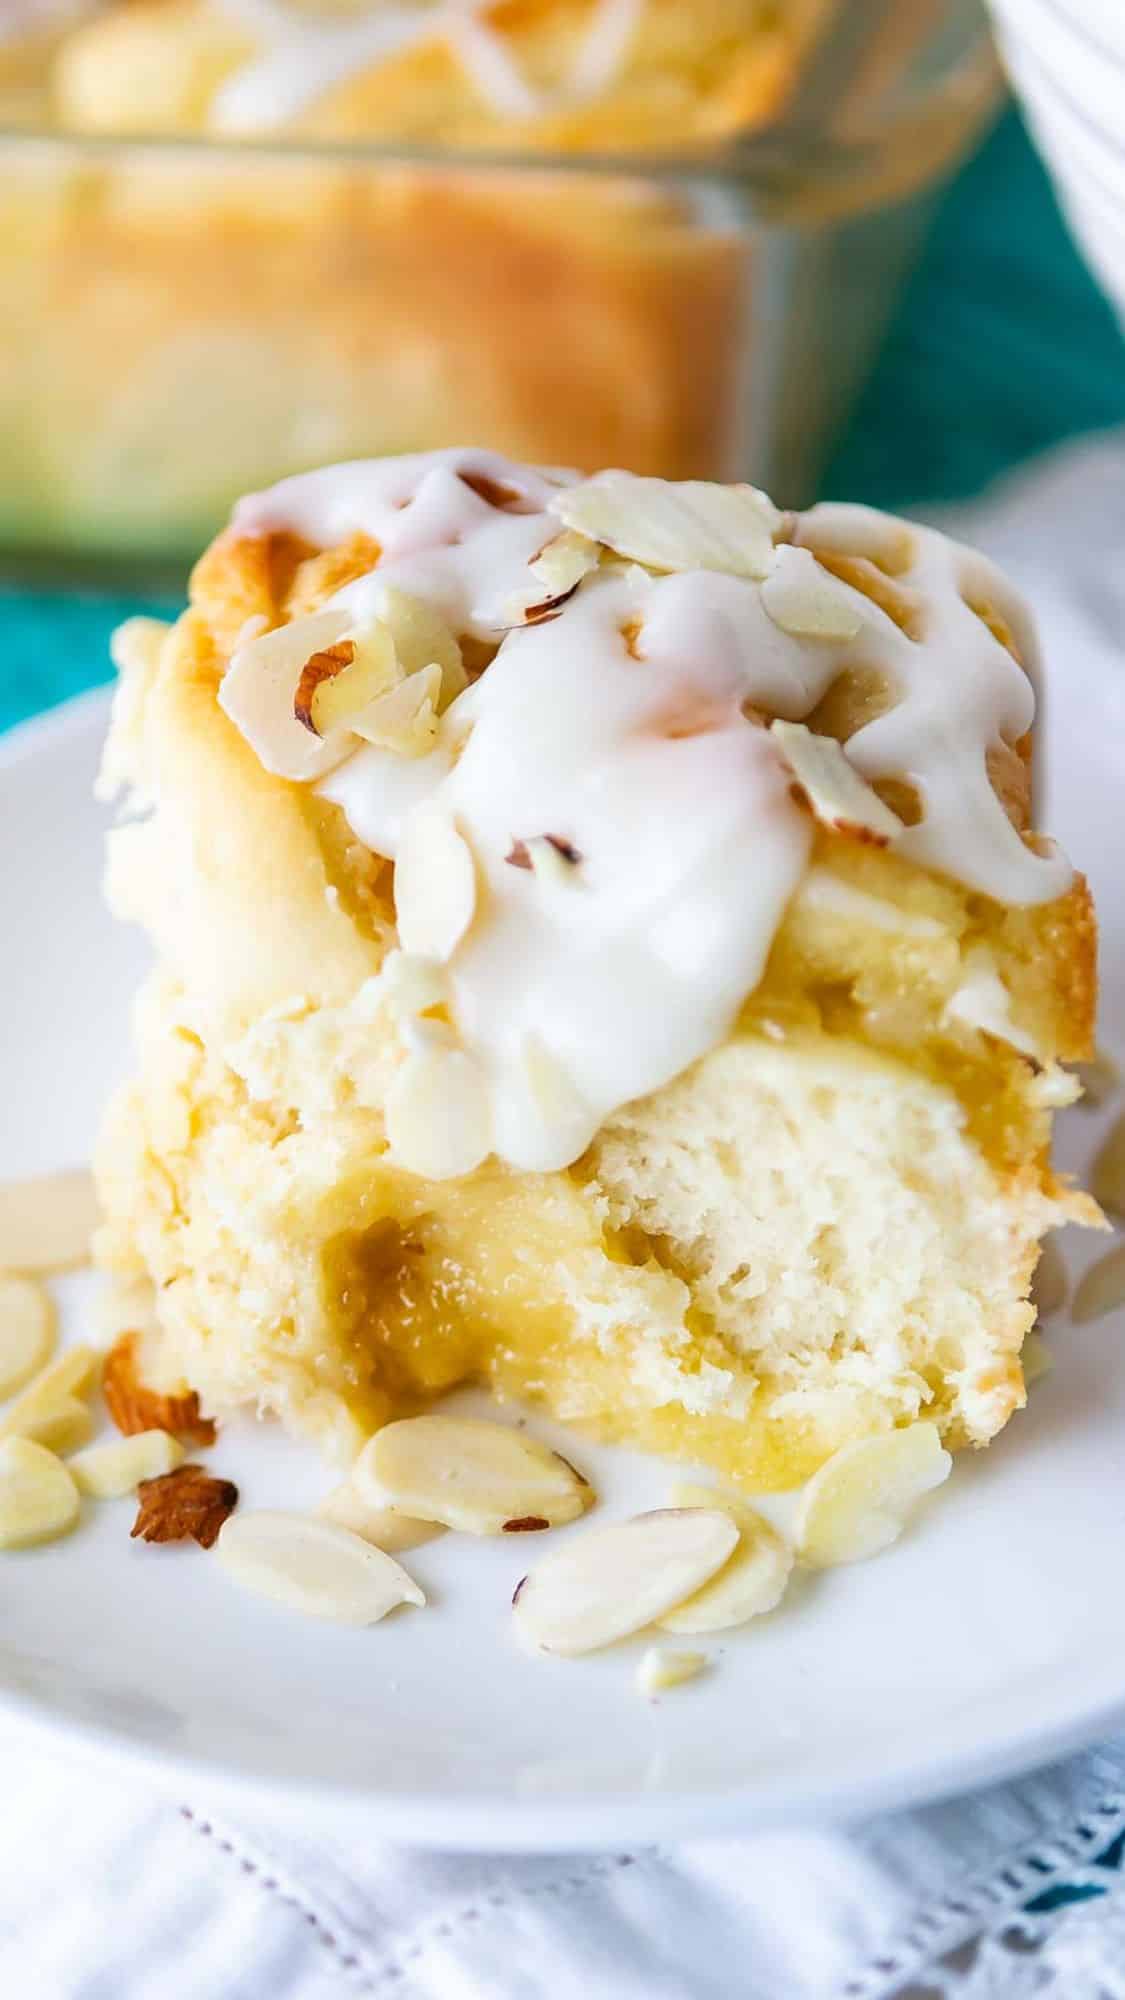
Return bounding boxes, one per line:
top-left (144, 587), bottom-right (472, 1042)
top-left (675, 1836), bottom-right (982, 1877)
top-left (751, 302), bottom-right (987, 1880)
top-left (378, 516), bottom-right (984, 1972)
top-left (222, 448), bottom-right (1072, 1176)
top-left (212, 0), bottom-right (644, 133)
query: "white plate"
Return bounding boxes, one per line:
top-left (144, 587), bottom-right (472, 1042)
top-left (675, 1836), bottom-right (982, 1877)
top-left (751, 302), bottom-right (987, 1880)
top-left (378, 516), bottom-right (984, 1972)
top-left (0, 685), bottom-right (1122, 1852)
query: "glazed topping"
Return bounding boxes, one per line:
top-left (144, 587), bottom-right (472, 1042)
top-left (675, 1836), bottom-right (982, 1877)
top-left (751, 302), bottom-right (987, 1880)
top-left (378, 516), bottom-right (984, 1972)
top-left (212, 0), bottom-right (644, 133)
top-left (221, 449), bottom-right (1071, 1176)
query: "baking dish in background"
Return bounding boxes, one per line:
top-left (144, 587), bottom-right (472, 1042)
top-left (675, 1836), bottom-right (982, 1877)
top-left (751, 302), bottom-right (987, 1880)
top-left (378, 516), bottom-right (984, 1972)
top-left (0, 0), bottom-right (1002, 583)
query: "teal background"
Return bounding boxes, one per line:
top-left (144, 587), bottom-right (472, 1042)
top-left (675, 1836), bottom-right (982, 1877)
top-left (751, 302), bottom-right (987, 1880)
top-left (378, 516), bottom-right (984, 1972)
top-left (3, 107), bottom-right (1124, 740)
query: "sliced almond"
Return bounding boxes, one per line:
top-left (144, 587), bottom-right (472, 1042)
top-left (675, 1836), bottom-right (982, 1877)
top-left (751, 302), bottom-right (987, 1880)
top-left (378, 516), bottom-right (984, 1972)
top-left (11, 1396), bottom-right (93, 1456)
top-left (770, 720), bottom-right (903, 846)
top-left (1032, 1238), bottom-right (1068, 1321)
top-left (315, 1482), bottom-right (445, 1553)
top-left (216, 1511), bottom-right (425, 1625)
top-left (657, 1481), bottom-right (792, 1633)
top-left (218, 609), bottom-right (354, 781)
top-left (0, 1275), bottom-right (55, 1399)
top-left (394, 804), bottom-right (476, 962)
top-left (0, 1346), bottom-right (101, 1443)
top-left (358, 1415), bottom-right (592, 1536)
top-left (512, 1508), bottom-right (739, 1656)
top-left (796, 1423), bottom-right (951, 1568)
top-left (0, 1438), bottom-right (79, 1549)
top-left (761, 545), bottom-right (864, 640)
top-left (636, 1646), bottom-right (709, 1695)
top-left (381, 586), bottom-right (467, 707)
top-left (0, 1169), bottom-right (100, 1276)
top-left (504, 531), bottom-right (601, 624)
top-left (1074, 1047), bottom-right (1121, 1110)
top-left (551, 473), bottom-right (781, 581)
top-left (1092, 1111), bottom-right (1125, 1221)
top-left (68, 1429), bottom-right (184, 1499)
top-left (351, 663), bottom-right (443, 757)
top-left (300, 622), bottom-right (398, 738)
top-left (1071, 1244), bottom-right (1125, 1325)
top-left (384, 1042), bottom-right (491, 1179)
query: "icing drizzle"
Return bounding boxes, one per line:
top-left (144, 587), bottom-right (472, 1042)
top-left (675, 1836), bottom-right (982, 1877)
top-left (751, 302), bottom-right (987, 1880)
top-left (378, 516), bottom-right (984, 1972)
top-left (224, 448), bottom-right (1072, 1175)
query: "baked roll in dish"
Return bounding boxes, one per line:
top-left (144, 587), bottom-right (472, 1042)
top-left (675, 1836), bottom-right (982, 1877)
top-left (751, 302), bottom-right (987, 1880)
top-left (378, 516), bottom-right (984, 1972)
top-left (95, 452), bottom-right (1098, 1488)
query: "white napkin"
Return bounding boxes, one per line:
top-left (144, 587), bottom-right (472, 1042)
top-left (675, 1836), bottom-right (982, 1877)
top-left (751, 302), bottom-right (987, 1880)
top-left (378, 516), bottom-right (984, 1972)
top-left (4, 432), bottom-right (1125, 2000)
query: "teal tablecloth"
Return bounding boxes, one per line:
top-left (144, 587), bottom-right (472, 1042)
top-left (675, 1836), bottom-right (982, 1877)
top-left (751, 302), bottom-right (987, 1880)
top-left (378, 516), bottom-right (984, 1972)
top-left (2, 108), bottom-right (1124, 742)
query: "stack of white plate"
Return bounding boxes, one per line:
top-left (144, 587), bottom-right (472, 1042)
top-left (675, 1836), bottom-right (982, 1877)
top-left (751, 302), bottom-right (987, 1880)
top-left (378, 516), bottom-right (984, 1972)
top-left (989, 0), bottom-right (1125, 320)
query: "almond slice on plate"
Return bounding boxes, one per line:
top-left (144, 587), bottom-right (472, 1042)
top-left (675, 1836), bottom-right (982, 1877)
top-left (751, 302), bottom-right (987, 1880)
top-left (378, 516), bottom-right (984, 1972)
top-left (1071, 1244), bottom-right (1125, 1325)
top-left (216, 1511), bottom-right (425, 1624)
top-left (0, 1275), bottom-right (55, 1399)
top-left (0, 1345), bottom-right (101, 1445)
top-left (550, 473), bottom-right (781, 581)
top-left (636, 1646), bottom-right (709, 1695)
top-left (384, 1042), bottom-right (491, 1180)
top-left (761, 545), bottom-right (864, 640)
top-left (394, 804), bottom-right (476, 961)
top-left (0, 1438), bottom-right (80, 1549)
top-left (0, 1169), bottom-right (100, 1275)
top-left (69, 1429), bottom-right (185, 1499)
top-left (512, 1508), bottom-right (739, 1656)
top-left (770, 720), bottom-right (904, 846)
top-left (796, 1423), bottom-right (952, 1568)
top-left (316, 1482), bottom-right (444, 1554)
top-left (358, 1415), bottom-right (592, 1536)
top-left (657, 1482), bottom-right (792, 1633)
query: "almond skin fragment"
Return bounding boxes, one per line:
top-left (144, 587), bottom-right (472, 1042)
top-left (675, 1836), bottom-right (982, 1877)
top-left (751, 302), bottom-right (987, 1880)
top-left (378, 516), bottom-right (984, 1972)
top-left (0, 1275), bottom-right (55, 1400)
top-left (216, 1511), bottom-right (425, 1624)
top-left (103, 1332), bottom-right (217, 1447)
top-left (131, 1464), bottom-right (238, 1549)
top-left (513, 1508), bottom-right (739, 1656)
top-left (357, 1415), bottom-right (593, 1536)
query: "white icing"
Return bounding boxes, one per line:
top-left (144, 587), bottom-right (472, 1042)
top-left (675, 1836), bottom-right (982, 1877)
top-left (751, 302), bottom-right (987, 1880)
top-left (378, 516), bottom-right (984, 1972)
top-left (212, 0), bottom-right (643, 134)
top-left (226, 449), bottom-right (1072, 1177)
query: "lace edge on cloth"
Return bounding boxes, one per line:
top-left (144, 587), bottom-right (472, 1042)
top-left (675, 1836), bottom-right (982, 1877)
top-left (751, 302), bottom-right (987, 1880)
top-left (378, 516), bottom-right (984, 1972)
top-left (844, 1778), bottom-right (1125, 1999)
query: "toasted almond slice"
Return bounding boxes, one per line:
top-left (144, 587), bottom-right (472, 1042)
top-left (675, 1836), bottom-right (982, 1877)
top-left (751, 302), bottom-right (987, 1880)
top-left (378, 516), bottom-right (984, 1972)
top-left (0, 1169), bottom-right (100, 1275)
top-left (636, 1646), bottom-right (709, 1695)
top-left (394, 804), bottom-right (476, 962)
top-left (302, 622), bottom-right (399, 737)
top-left (218, 609), bottom-right (354, 781)
top-left (657, 1482), bottom-right (792, 1633)
top-left (761, 545), bottom-right (864, 640)
top-left (381, 586), bottom-right (467, 707)
top-left (216, 1511), bottom-right (425, 1625)
top-left (0, 1345), bottom-right (101, 1443)
top-left (0, 1438), bottom-right (80, 1549)
top-left (1071, 1244), bottom-right (1125, 1325)
top-left (550, 473), bottom-right (780, 581)
top-left (770, 721), bottom-right (903, 846)
top-left (1092, 1111), bottom-right (1125, 1221)
top-left (358, 1415), bottom-right (592, 1536)
top-left (513, 1509), bottom-right (739, 1656)
top-left (1032, 1238), bottom-right (1068, 1321)
top-left (1074, 1047), bottom-right (1121, 1110)
top-left (384, 1043), bottom-right (491, 1180)
top-left (316, 1482), bottom-right (445, 1553)
top-left (0, 1275), bottom-right (55, 1400)
top-left (796, 1423), bottom-right (951, 1568)
top-left (68, 1429), bottom-right (184, 1499)
top-left (1021, 1331), bottom-right (1053, 1385)
top-left (351, 663), bottom-right (443, 757)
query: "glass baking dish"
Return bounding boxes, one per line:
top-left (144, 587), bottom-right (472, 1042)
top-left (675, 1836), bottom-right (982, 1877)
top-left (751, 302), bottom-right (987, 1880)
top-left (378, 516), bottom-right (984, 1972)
top-left (0, 1), bottom-right (1001, 585)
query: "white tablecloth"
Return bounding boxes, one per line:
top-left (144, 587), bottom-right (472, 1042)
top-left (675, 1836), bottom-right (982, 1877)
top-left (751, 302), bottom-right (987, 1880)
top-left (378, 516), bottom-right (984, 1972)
top-left (4, 433), bottom-right (1125, 2000)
